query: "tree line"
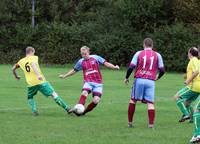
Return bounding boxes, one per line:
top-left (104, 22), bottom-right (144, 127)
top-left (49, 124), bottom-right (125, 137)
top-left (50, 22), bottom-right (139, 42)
top-left (0, 0), bottom-right (200, 71)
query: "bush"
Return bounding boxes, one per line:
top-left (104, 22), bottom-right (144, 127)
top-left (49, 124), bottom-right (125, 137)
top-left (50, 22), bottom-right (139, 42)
top-left (0, 0), bottom-right (200, 72)
top-left (151, 23), bottom-right (200, 72)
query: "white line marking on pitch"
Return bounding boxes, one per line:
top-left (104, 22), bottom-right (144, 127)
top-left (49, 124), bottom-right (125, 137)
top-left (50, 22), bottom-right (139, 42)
top-left (0, 106), bottom-right (57, 111)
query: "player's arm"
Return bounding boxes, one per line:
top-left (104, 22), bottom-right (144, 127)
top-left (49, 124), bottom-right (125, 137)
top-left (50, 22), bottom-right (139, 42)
top-left (12, 64), bottom-right (20, 80)
top-left (156, 53), bottom-right (165, 80)
top-left (184, 60), bottom-right (199, 85)
top-left (157, 67), bottom-right (165, 80)
top-left (103, 62), bottom-right (120, 70)
top-left (124, 65), bottom-right (136, 85)
top-left (59, 69), bottom-right (77, 79)
top-left (94, 55), bottom-right (119, 70)
top-left (184, 70), bottom-right (199, 85)
top-left (59, 60), bottom-right (82, 79)
top-left (124, 52), bottom-right (139, 85)
top-left (31, 62), bottom-right (43, 80)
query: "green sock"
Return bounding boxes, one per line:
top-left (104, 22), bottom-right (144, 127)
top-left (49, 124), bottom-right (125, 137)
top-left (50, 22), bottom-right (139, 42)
top-left (28, 99), bottom-right (37, 112)
top-left (54, 96), bottom-right (69, 111)
top-left (176, 99), bottom-right (190, 116)
top-left (186, 104), bottom-right (193, 121)
top-left (193, 112), bottom-right (200, 136)
top-left (186, 104), bottom-right (193, 115)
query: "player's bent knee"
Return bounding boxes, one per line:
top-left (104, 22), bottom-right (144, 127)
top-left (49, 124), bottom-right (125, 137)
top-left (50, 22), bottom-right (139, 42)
top-left (184, 100), bottom-right (190, 106)
top-left (93, 96), bottom-right (101, 104)
top-left (174, 95), bottom-right (180, 101)
top-left (81, 90), bottom-right (89, 97)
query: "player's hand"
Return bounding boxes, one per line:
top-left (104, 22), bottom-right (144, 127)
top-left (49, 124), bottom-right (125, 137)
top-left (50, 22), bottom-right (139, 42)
top-left (115, 65), bottom-right (120, 70)
top-left (184, 80), bottom-right (190, 85)
top-left (37, 76), bottom-right (43, 81)
top-left (59, 74), bottom-right (66, 79)
top-left (15, 75), bottom-right (20, 80)
top-left (124, 79), bottom-right (129, 85)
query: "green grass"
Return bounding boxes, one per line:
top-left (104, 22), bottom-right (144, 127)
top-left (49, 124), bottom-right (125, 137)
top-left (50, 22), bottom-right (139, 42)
top-left (0, 65), bottom-right (193, 144)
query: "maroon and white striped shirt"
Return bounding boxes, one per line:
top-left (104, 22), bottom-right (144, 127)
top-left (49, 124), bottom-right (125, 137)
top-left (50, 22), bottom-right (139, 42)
top-left (74, 55), bottom-right (106, 84)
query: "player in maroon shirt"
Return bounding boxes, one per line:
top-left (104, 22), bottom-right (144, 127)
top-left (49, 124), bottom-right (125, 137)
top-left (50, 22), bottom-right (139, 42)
top-left (59, 46), bottom-right (119, 115)
top-left (124, 38), bottom-right (165, 128)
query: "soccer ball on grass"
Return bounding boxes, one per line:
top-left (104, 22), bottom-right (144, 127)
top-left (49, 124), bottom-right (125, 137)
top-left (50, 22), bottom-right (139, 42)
top-left (74, 104), bottom-right (85, 114)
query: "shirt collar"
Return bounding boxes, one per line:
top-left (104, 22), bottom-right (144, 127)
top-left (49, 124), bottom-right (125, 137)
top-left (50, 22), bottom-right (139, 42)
top-left (144, 48), bottom-right (152, 50)
top-left (84, 55), bottom-right (91, 60)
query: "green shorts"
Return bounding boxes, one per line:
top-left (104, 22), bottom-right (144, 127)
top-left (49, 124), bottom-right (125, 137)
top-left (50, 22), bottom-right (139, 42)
top-left (177, 87), bottom-right (199, 103)
top-left (27, 82), bottom-right (54, 99)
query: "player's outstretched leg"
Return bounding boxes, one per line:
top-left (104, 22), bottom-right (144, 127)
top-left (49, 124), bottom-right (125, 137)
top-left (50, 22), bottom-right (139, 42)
top-left (51, 92), bottom-right (71, 113)
top-left (147, 103), bottom-right (155, 128)
top-left (83, 96), bottom-right (100, 115)
top-left (39, 82), bottom-right (71, 114)
top-left (128, 99), bottom-right (136, 128)
top-left (28, 98), bottom-right (38, 116)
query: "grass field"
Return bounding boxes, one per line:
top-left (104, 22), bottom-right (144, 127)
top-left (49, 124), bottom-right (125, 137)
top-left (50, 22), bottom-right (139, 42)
top-left (0, 65), bottom-right (194, 144)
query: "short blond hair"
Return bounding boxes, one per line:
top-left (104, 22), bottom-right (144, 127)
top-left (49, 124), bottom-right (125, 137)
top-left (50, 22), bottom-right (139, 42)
top-left (26, 46), bottom-right (35, 54)
top-left (80, 46), bottom-right (90, 51)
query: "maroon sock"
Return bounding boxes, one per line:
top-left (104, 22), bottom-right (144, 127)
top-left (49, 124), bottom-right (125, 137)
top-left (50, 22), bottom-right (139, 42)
top-left (78, 95), bottom-right (87, 105)
top-left (148, 109), bottom-right (155, 125)
top-left (128, 103), bottom-right (136, 123)
top-left (84, 102), bottom-right (97, 114)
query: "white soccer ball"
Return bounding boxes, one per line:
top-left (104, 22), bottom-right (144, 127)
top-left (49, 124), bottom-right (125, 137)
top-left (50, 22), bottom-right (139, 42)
top-left (74, 104), bottom-right (85, 114)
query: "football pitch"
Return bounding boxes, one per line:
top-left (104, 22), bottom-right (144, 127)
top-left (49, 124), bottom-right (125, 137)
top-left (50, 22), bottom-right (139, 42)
top-left (0, 65), bottom-right (193, 144)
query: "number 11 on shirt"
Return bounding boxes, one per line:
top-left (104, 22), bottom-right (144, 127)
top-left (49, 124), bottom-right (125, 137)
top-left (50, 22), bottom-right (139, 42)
top-left (142, 55), bottom-right (154, 70)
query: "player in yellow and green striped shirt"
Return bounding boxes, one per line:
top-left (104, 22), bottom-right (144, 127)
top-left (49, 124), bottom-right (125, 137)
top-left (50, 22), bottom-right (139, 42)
top-left (173, 47), bottom-right (200, 143)
top-left (174, 47), bottom-right (200, 123)
top-left (12, 46), bottom-right (71, 116)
